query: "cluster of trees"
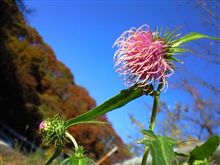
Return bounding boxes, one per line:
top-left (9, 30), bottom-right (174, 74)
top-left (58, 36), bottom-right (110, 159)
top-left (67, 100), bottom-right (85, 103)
top-left (159, 0), bottom-right (220, 141)
top-left (0, 0), bottom-right (129, 164)
top-left (128, 0), bottom-right (220, 156)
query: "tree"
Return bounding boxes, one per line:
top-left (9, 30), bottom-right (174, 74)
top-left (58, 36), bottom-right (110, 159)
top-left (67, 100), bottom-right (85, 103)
top-left (0, 1), bottom-right (129, 164)
top-left (127, 0), bottom-right (220, 156)
top-left (164, 0), bottom-right (220, 140)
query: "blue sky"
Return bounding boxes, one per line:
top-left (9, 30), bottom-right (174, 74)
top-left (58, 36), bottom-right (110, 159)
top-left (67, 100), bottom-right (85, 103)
top-left (24, 1), bottom-right (219, 144)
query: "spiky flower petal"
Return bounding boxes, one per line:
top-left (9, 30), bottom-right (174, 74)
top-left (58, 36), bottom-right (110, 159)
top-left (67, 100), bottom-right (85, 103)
top-left (113, 25), bottom-right (182, 91)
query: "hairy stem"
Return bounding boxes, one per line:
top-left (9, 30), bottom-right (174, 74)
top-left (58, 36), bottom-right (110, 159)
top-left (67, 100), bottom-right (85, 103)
top-left (141, 83), bottom-right (163, 165)
top-left (65, 131), bottom-right (78, 150)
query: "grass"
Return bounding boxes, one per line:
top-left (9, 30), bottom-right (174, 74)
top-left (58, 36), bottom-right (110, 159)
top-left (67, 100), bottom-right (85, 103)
top-left (0, 144), bottom-right (61, 165)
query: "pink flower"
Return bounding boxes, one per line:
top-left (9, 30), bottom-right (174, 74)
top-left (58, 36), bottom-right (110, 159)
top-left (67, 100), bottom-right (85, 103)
top-left (113, 25), bottom-right (174, 90)
top-left (39, 121), bottom-right (46, 131)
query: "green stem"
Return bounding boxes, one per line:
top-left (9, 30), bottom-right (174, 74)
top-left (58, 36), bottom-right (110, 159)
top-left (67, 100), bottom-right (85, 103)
top-left (45, 144), bottom-right (62, 165)
top-left (141, 83), bottom-right (163, 165)
top-left (149, 83), bottom-right (162, 130)
top-left (141, 148), bottom-right (149, 165)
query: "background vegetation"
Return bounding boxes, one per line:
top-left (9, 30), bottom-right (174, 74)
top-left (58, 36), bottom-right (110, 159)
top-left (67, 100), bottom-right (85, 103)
top-left (0, 0), bottom-right (129, 164)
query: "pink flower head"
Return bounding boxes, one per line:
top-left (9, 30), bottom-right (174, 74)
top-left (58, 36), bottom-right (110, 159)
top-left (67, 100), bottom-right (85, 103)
top-left (39, 121), bottom-right (46, 131)
top-left (113, 25), bottom-right (174, 90)
top-left (39, 116), bottom-right (66, 146)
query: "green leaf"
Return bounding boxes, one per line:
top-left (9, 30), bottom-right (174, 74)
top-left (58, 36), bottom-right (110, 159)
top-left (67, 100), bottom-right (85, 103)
top-left (68, 120), bottom-right (107, 126)
top-left (141, 134), bottom-right (176, 165)
top-left (172, 32), bottom-right (220, 48)
top-left (150, 136), bottom-right (176, 165)
top-left (65, 84), bottom-right (153, 128)
top-left (192, 159), bottom-right (210, 165)
top-left (169, 57), bottom-right (184, 64)
top-left (175, 152), bottom-right (189, 158)
top-left (188, 135), bottom-right (220, 164)
top-left (142, 129), bottom-right (157, 139)
top-left (138, 130), bottom-right (157, 145)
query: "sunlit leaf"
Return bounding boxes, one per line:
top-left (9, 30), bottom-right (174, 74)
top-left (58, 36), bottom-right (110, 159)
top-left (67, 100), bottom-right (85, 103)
top-left (192, 159), bottom-right (210, 165)
top-left (67, 120), bottom-right (107, 126)
top-left (172, 32), bottom-right (220, 48)
top-left (65, 84), bottom-right (153, 128)
top-left (140, 132), bottom-right (176, 165)
top-left (142, 129), bottom-right (157, 139)
top-left (150, 136), bottom-right (176, 165)
top-left (188, 135), bottom-right (220, 165)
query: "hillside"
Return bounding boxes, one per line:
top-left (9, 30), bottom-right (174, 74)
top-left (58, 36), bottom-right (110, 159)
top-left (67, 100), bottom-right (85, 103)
top-left (0, 0), bottom-right (129, 164)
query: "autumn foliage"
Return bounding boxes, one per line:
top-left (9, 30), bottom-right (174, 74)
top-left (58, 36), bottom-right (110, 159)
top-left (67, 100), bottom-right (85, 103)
top-left (0, 0), bottom-right (129, 163)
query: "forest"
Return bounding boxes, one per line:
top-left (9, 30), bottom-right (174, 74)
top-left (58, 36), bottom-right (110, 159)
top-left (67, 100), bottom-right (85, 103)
top-left (0, 0), bottom-right (129, 164)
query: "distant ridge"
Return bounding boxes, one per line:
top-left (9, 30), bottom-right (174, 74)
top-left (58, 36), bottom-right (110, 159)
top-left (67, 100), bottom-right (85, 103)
top-left (0, 0), bottom-right (129, 164)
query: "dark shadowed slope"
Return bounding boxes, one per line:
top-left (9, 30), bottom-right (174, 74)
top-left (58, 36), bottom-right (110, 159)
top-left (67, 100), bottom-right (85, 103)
top-left (0, 0), bottom-right (129, 164)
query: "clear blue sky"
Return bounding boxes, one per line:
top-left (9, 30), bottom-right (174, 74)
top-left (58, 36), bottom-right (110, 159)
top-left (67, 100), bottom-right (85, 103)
top-left (24, 1), bottom-right (219, 144)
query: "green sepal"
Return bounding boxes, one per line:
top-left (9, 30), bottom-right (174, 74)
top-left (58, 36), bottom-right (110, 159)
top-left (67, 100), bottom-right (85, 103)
top-left (61, 157), bottom-right (95, 165)
top-left (163, 27), bottom-right (181, 43)
top-left (41, 115), bottom-right (66, 147)
top-left (169, 57), bottom-right (184, 64)
top-left (168, 47), bottom-right (189, 54)
top-left (60, 146), bottom-right (95, 165)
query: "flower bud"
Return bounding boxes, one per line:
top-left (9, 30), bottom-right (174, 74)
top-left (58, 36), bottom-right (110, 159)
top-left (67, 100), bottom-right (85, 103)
top-left (39, 115), bottom-right (66, 146)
